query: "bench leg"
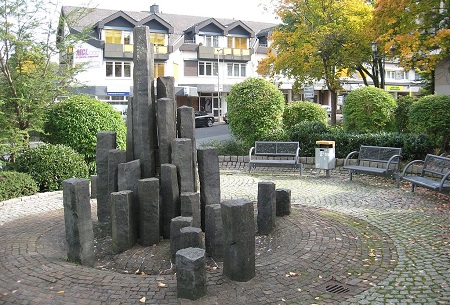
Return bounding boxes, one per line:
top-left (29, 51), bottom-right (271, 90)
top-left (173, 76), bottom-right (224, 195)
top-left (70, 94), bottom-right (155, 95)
top-left (411, 184), bottom-right (415, 192)
top-left (349, 171), bottom-right (353, 181)
top-left (395, 174), bottom-right (400, 188)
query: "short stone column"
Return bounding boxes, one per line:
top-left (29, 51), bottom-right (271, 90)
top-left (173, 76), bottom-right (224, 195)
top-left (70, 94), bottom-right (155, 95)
top-left (176, 247), bottom-right (206, 301)
top-left (205, 204), bottom-right (223, 261)
top-left (170, 216), bottom-right (193, 261)
top-left (111, 190), bottom-right (137, 254)
top-left (108, 149), bottom-right (127, 198)
top-left (118, 159), bottom-right (141, 236)
top-left (222, 199), bottom-right (255, 282)
top-left (180, 192), bottom-right (201, 228)
top-left (63, 178), bottom-right (94, 267)
top-left (138, 178), bottom-right (160, 246)
top-left (197, 147), bottom-right (220, 231)
top-left (160, 164), bottom-right (180, 239)
top-left (180, 226), bottom-right (204, 249)
top-left (276, 188), bottom-right (291, 216)
top-left (171, 138), bottom-right (195, 193)
top-left (257, 181), bottom-right (276, 235)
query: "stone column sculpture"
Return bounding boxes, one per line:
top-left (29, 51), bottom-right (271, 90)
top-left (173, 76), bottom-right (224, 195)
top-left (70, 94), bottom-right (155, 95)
top-left (63, 178), bottom-right (94, 267)
top-left (222, 199), bottom-right (255, 282)
top-left (132, 26), bottom-right (156, 178)
top-left (197, 147), bottom-right (220, 230)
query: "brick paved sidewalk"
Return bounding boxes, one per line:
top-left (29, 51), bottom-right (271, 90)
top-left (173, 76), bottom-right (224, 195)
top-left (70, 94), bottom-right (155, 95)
top-left (0, 169), bottom-right (449, 304)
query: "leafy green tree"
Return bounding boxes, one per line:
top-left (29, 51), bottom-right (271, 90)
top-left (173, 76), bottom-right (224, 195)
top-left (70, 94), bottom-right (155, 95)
top-left (408, 95), bottom-right (450, 152)
top-left (226, 78), bottom-right (285, 146)
top-left (373, 0), bottom-right (450, 78)
top-left (258, 0), bottom-right (374, 125)
top-left (342, 86), bottom-right (396, 133)
top-left (44, 95), bottom-right (126, 174)
top-left (283, 101), bottom-right (328, 129)
top-left (0, 0), bottom-right (91, 161)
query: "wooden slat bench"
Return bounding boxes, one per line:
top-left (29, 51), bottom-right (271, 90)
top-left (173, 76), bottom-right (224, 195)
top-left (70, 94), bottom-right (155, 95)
top-left (248, 141), bottom-right (302, 174)
top-left (343, 145), bottom-right (402, 185)
top-left (400, 154), bottom-right (450, 194)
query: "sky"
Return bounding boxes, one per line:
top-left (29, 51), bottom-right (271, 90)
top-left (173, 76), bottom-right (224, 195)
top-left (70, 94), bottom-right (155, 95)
top-left (60, 0), bottom-right (280, 24)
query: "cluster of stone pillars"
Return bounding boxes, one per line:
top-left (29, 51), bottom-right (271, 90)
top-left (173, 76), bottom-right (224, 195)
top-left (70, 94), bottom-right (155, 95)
top-left (61, 25), bottom-right (294, 302)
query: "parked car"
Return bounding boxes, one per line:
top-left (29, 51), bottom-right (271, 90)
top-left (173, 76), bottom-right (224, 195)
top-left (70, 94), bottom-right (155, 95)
top-left (195, 111), bottom-right (214, 127)
top-left (321, 105), bottom-right (331, 117)
top-left (223, 113), bottom-right (229, 124)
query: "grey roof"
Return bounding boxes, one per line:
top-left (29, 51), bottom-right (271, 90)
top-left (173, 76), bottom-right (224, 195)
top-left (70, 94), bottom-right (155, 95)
top-left (62, 6), bottom-right (277, 46)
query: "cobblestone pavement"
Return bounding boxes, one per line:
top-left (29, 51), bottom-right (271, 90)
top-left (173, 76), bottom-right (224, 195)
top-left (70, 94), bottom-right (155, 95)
top-left (0, 169), bottom-right (449, 304)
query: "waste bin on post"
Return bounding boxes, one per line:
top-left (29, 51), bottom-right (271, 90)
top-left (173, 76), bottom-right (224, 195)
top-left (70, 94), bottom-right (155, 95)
top-left (315, 140), bottom-right (336, 177)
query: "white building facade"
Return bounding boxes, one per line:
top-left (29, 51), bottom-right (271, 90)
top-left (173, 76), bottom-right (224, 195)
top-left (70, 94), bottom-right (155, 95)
top-left (58, 5), bottom-right (424, 119)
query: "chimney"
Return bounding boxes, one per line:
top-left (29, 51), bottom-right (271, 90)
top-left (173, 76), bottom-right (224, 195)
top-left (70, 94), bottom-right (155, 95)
top-left (150, 4), bottom-right (159, 14)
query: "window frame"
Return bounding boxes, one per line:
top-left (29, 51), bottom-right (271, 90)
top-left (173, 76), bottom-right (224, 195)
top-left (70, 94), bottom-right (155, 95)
top-left (198, 61), bottom-right (218, 76)
top-left (227, 63), bottom-right (246, 77)
top-left (105, 61), bottom-right (132, 78)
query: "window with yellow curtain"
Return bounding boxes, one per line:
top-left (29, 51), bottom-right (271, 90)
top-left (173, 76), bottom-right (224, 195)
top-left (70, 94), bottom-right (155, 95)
top-left (105, 29), bottom-right (122, 44)
top-left (227, 36), bottom-right (247, 49)
top-left (150, 33), bottom-right (165, 46)
top-left (154, 63), bottom-right (165, 78)
top-left (235, 37), bottom-right (247, 49)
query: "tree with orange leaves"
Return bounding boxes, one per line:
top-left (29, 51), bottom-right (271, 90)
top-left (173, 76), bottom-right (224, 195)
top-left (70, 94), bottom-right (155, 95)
top-left (373, 0), bottom-right (450, 92)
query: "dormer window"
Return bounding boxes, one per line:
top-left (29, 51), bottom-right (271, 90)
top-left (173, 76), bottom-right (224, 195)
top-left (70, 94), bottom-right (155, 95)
top-left (200, 35), bottom-right (219, 47)
top-left (105, 29), bottom-right (133, 44)
top-left (150, 32), bottom-right (166, 46)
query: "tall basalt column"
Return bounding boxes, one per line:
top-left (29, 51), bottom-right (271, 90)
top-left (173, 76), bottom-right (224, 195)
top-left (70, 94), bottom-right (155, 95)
top-left (257, 181), bottom-right (276, 235)
top-left (160, 164), bottom-right (180, 239)
top-left (156, 97), bottom-right (176, 166)
top-left (63, 178), bottom-right (94, 267)
top-left (222, 199), bottom-right (255, 282)
top-left (197, 147), bottom-right (220, 230)
top-left (96, 132), bottom-right (116, 225)
top-left (177, 106), bottom-right (197, 191)
top-left (138, 178), bottom-right (160, 246)
top-left (171, 138), bottom-right (195, 193)
top-left (133, 26), bottom-right (155, 178)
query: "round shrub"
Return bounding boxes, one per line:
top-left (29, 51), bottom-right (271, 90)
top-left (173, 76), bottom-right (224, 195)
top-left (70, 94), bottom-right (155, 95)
top-left (226, 78), bottom-right (285, 146)
top-left (44, 95), bottom-right (126, 173)
top-left (0, 171), bottom-right (38, 201)
top-left (394, 96), bottom-right (416, 133)
top-left (15, 144), bottom-right (89, 192)
top-left (408, 94), bottom-right (450, 152)
top-left (283, 101), bottom-right (328, 128)
top-left (342, 86), bottom-right (396, 133)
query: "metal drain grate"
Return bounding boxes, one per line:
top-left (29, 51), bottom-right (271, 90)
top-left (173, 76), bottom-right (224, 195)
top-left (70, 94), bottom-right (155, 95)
top-left (325, 283), bottom-right (350, 294)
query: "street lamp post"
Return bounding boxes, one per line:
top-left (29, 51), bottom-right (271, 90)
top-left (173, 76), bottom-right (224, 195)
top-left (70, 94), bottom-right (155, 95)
top-left (371, 42), bottom-right (385, 89)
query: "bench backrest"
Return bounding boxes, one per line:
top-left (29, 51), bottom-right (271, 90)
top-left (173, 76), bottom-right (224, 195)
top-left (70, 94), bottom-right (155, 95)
top-left (422, 154), bottom-right (450, 177)
top-left (358, 145), bottom-right (402, 163)
top-left (254, 141), bottom-right (299, 156)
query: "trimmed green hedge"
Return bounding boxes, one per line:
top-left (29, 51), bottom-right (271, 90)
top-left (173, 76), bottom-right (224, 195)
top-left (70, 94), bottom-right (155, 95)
top-left (15, 144), bottom-right (89, 192)
top-left (0, 171), bottom-right (38, 201)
